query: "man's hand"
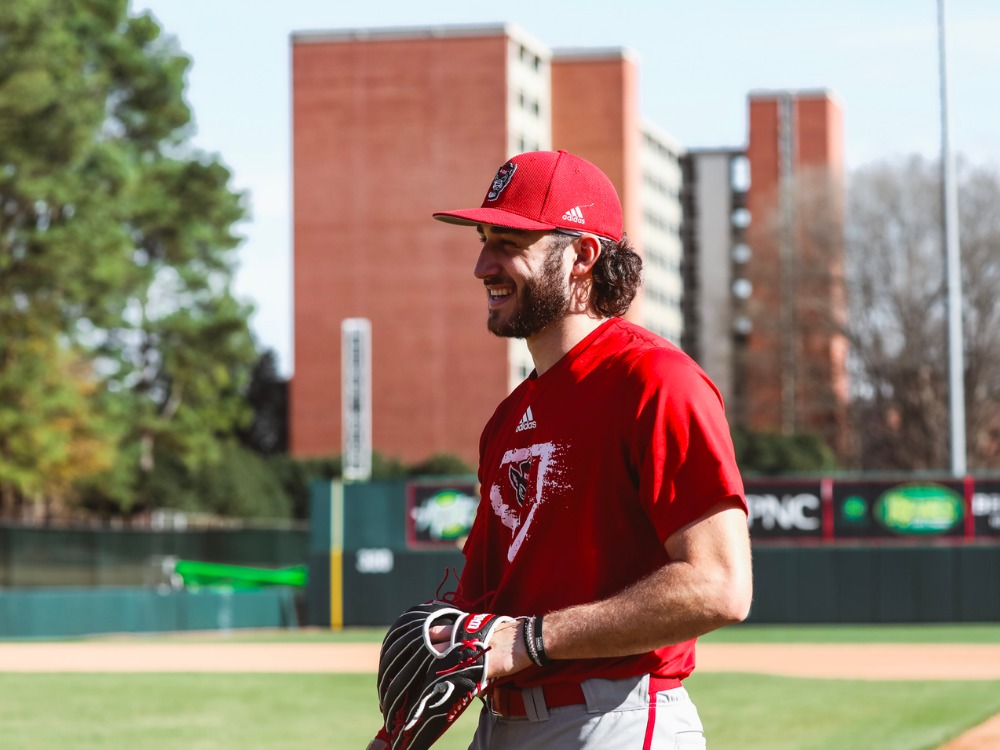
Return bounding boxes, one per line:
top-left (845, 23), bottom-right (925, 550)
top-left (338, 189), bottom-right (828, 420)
top-left (427, 617), bottom-right (531, 681)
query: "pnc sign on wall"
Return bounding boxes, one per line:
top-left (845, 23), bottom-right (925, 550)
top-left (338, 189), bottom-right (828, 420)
top-left (874, 483), bottom-right (964, 535)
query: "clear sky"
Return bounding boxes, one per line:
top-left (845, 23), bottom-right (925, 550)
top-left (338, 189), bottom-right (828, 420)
top-left (128, 1), bottom-right (1000, 376)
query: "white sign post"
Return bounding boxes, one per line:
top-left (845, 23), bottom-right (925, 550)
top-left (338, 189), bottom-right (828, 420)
top-left (341, 318), bottom-right (372, 482)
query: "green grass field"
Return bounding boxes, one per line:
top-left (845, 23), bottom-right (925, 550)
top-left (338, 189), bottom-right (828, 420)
top-left (0, 624), bottom-right (997, 750)
top-left (700, 622), bottom-right (1000, 644)
top-left (318, 622), bottom-right (1000, 646)
top-left (25, 621), bottom-right (997, 645)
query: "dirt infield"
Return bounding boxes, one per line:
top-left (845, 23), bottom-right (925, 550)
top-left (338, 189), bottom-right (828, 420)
top-left (1, 641), bottom-right (998, 748)
top-left (2, 642), bottom-right (999, 678)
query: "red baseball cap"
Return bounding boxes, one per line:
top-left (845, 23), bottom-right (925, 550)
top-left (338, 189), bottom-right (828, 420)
top-left (433, 150), bottom-right (623, 242)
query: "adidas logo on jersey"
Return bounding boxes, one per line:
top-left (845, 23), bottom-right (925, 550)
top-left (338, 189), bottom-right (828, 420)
top-left (561, 206), bottom-right (586, 224)
top-left (516, 406), bottom-right (536, 432)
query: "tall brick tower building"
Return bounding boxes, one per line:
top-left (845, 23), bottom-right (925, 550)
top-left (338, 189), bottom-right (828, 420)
top-left (289, 24), bottom-right (684, 466)
top-left (289, 25), bottom-right (846, 467)
top-left (742, 90), bottom-right (849, 453)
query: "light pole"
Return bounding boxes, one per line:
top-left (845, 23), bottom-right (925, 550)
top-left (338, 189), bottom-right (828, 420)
top-left (937, 0), bottom-right (966, 476)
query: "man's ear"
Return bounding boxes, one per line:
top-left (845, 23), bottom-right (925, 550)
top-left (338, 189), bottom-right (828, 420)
top-left (571, 235), bottom-right (601, 275)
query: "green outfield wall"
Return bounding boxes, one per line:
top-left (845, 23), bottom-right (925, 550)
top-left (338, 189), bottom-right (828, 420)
top-left (0, 587), bottom-right (300, 638)
top-left (750, 543), bottom-right (1000, 623)
top-left (0, 523), bottom-right (309, 638)
top-left (4, 477), bottom-right (999, 636)
top-left (0, 524), bottom-right (308, 588)
top-left (310, 478), bottom-right (1000, 627)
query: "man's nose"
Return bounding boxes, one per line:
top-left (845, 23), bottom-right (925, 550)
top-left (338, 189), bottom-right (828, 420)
top-left (473, 245), bottom-right (499, 280)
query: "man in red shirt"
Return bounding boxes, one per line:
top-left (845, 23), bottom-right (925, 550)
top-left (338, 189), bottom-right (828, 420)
top-left (384, 150), bottom-right (752, 749)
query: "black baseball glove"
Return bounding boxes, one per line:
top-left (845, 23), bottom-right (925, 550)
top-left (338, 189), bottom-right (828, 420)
top-left (371, 601), bottom-right (515, 750)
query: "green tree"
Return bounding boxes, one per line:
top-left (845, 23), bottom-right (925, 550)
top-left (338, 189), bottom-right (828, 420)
top-left (731, 428), bottom-right (838, 475)
top-left (407, 453), bottom-right (476, 477)
top-left (0, 336), bottom-right (122, 519)
top-left (238, 350), bottom-right (289, 456)
top-left (0, 0), bottom-right (257, 517)
top-left (142, 440), bottom-right (293, 521)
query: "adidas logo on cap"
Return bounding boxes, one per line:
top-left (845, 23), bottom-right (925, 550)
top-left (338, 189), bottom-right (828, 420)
top-left (562, 206), bottom-right (586, 225)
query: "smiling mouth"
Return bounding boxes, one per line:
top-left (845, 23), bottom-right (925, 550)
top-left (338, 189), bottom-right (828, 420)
top-left (485, 282), bottom-right (514, 305)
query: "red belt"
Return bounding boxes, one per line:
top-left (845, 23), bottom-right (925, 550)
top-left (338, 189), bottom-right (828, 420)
top-left (489, 676), bottom-right (683, 718)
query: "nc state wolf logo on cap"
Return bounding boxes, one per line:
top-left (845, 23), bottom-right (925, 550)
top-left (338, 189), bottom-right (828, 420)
top-left (486, 162), bottom-right (516, 201)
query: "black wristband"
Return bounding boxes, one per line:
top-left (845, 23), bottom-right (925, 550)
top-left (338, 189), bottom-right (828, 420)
top-left (522, 616), bottom-right (542, 666)
top-left (533, 615), bottom-right (551, 665)
top-left (522, 616), bottom-right (551, 667)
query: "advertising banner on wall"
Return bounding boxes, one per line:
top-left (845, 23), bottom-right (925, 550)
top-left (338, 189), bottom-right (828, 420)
top-left (743, 480), bottom-right (826, 540)
top-left (406, 481), bottom-right (479, 549)
top-left (396, 476), bottom-right (1000, 550)
top-left (832, 480), bottom-right (966, 539)
top-left (969, 481), bottom-right (1000, 537)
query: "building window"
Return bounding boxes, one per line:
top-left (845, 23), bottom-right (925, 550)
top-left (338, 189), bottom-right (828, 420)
top-left (518, 45), bottom-right (541, 71)
top-left (732, 278), bottom-right (753, 299)
top-left (732, 243), bottom-right (752, 264)
top-left (731, 208), bottom-right (751, 229)
top-left (731, 155), bottom-right (750, 190)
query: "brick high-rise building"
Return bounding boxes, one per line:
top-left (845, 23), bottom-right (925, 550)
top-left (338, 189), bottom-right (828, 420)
top-left (290, 24), bottom-right (848, 467)
top-left (679, 91), bottom-right (848, 457)
top-left (741, 90), bottom-right (849, 453)
top-left (290, 24), bottom-right (685, 466)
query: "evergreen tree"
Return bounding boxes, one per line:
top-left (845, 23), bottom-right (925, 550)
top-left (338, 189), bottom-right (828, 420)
top-left (239, 350), bottom-right (289, 456)
top-left (0, 0), bottom-right (257, 516)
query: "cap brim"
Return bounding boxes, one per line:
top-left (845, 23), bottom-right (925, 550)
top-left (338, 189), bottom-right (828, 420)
top-left (433, 208), bottom-right (557, 232)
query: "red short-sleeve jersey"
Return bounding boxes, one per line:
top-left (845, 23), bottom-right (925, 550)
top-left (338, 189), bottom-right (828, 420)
top-left (456, 318), bottom-right (746, 687)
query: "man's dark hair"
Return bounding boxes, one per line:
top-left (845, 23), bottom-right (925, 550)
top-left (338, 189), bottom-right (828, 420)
top-left (592, 235), bottom-right (643, 317)
top-left (549, 232), bottom-right (643, 317)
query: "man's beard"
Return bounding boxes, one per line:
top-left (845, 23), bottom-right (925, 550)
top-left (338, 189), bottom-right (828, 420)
top-left (488, 248), bottom-right (568, 339)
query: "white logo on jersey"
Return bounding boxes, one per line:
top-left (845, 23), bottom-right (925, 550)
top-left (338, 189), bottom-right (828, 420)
top-left (515, 406), bottom-right (536, 432)
top-left (489, 441), bottom-right (563, 562)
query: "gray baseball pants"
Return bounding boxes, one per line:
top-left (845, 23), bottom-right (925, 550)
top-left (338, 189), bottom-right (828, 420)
top-left (469, 675), bottom-right (706, 749)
